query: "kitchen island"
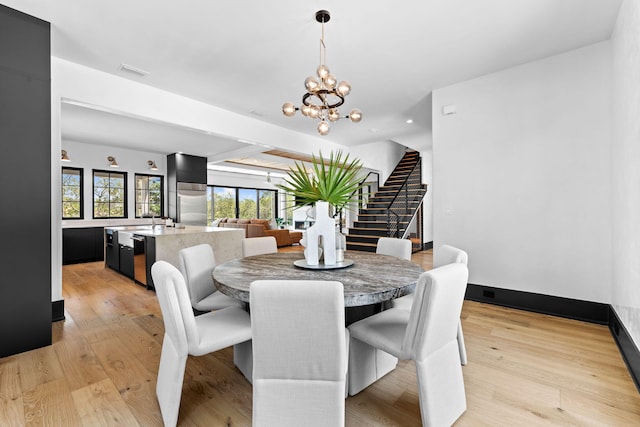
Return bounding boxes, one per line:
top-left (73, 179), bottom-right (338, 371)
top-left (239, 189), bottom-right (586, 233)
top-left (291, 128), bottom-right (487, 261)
top-left (105, 225), bottom-right (244, 289)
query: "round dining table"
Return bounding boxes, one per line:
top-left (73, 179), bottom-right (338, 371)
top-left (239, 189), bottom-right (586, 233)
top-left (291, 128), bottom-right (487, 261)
top-left (213, 250), bottom-right (425, 394)
top-left (212, 251), bottom-right (425, 307)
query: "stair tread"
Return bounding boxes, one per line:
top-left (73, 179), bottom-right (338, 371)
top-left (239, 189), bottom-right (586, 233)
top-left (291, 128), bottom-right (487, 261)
top-left (346, 242), bottom-right (378, 247)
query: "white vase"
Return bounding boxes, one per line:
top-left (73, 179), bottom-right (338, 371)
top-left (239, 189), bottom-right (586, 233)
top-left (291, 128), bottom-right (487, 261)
top-left (302, 201), bottom-right (336, 265)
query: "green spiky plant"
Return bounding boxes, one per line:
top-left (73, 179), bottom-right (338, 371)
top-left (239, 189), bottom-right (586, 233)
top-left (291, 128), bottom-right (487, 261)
top-left (277, 150), bottom-right (366, 216)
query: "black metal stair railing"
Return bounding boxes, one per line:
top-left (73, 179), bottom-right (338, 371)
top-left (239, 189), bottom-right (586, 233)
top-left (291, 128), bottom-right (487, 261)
top-left (386, 157), bottom-right (422, 238)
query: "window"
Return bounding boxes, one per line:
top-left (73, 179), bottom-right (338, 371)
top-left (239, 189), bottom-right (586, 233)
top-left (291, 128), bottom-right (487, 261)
top-left (135, 174), bottom-right (163, 218)
top-left (209, 186), bottom-right (278, 222)
top-left (210, 187), bottom-right (237, 222)
top-left (282, 192), bottom-right (295, 224)
top-left (258, 190), bottom-right (275, 219)
top-left (62, 167), bottom-right (83, 219)
top-left (239, 188), bottom-right (257, 219)
top-left (93, 169), bottom-right (127, 218)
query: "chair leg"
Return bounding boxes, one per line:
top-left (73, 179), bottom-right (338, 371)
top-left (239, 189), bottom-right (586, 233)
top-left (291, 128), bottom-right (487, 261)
top-left (348, 336), bottom-right (398, 396)
top-left (156, 335), bottom-right (188, 427)
top-left (415, 341), bottom-right (466, 427)
top-left (234, 340), bottom-right (253, 383)
top-left (457, 321), bottom-right (468, 365)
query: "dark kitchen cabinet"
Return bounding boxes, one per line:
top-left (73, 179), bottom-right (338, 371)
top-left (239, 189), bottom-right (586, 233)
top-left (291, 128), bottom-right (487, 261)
top-left (167, 153), bottom-right (207, 184)
top-left (62, 227), bottom-right (105, 264)
top-left (119, 244), bottom-right (135, 279)
top-left (105, 236), bottom-right (120, 271)
top-left (0, 5), bottom-right (52, 357)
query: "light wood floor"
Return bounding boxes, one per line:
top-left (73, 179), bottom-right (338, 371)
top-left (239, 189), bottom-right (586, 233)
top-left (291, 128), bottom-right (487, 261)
top-left (1, 247), bottom-right (639, 426)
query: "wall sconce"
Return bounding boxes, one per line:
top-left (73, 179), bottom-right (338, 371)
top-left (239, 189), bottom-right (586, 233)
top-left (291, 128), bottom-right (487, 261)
top-left (61, 150), bottom-right (70, 162)
top-left (148, 160), bottom-right (158, 171)
top-left (107, 156), bottom-right (119, 167)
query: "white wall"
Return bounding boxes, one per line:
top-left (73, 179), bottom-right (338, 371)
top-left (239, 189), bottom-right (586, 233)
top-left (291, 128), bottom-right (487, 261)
top-left (207, 169), bottom-right (283, 190)
top-left (432, 41), bottom-right (612, 302)
top-left (611, 0), bottom-right (640, 347)
top-left (350, 140), bottom-right (406, 184)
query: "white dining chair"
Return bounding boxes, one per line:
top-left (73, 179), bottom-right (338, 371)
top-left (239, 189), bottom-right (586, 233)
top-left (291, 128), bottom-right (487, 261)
top-left (250, 280), bottom-right (348, 427)
top-left (242, 236), bottom-right (278, 257)
top-left (348, 263), bottom-right (469, 427)
top-left (376, 237), bottom-right (412, 261)
top-left (151, 261), bottom-right (252, 427)
top-left (178, 243), bottom-right (243, 313)
top-left (392, 244), bottom-right (469, 365)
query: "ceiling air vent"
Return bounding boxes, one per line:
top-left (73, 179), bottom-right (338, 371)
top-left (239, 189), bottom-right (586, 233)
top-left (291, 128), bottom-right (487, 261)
top-left (119, 63), bottom-right (150, 77)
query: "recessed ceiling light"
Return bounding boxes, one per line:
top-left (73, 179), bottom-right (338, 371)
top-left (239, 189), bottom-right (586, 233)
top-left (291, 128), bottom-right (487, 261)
top-left (119, 63), bottom-right (150, 77)
top-left (406, 119), bottom-right (413, 124)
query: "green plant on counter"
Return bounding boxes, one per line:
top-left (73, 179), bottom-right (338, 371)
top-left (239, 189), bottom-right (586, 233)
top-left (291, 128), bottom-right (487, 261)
top-left (277, 150), bottom-right (366, 215)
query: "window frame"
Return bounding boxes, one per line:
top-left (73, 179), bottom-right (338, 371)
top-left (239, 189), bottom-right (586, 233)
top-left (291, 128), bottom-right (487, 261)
top-left (92, 169), bottom-right (128, 219)
top-left (61, 166), bottom-right (84, 220)
top-left (134, 173), bottom-right (164, 218)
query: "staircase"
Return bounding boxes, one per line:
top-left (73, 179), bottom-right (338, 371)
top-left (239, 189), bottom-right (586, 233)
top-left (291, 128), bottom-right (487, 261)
top-left (346, 150), bottom-right (427, 252)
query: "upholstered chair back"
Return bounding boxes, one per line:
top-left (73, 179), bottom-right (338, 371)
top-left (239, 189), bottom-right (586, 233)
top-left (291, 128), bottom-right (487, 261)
top-left (375, 237), bottom-right (412, 261)
top-left (401, 263), bottom-right (469, 361)
top-left (152, 261), bottom-right (189, 356)
top-left (434, 244), bottom-right (468, 268)
top-left (250, 280), bottom-right (347, 427)
top-left (153, 261), bottom-right (203, 355)
top-left (242, 236), bottom-right (278, 257)
top-left (179, 243), bottom-right (216, 308)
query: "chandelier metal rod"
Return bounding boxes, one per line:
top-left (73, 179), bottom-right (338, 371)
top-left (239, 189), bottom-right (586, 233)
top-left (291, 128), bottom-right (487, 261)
top-left (320, 17), bottom-right (326, 67)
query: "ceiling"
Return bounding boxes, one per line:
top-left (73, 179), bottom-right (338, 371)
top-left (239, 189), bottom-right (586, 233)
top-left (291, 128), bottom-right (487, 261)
top-left (4, 0), bottom-right (623, 164)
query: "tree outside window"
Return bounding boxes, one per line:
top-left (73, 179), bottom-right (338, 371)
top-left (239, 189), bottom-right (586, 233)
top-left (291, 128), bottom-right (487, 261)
top-left (239, 188), bottom-right (257, 219)
top-left (135, 174), bottom-right (163, 217)
top-left (212, 187), bottom-right (236, 220)
top-left (93, 170), bottom-right (127, 218)
top-left (62, 167), bottom-right (83, 219)
top-left (258, 190), bottom-right (275, 219)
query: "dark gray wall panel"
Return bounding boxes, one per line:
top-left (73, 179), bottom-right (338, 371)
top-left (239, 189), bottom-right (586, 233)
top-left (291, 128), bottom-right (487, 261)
top-left (0, 4), bottom-right (51, 357)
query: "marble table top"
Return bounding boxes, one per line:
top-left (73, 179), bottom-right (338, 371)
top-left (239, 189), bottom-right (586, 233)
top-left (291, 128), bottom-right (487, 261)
top-left (213, 251), bottom-right (425, 307)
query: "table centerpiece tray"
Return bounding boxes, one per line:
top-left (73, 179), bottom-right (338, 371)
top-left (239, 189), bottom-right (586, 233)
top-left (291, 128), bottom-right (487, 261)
top-left (293, 259), bottom-right (354, 270)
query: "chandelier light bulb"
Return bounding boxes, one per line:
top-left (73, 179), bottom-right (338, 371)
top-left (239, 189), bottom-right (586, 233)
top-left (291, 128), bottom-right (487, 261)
top-left (305, 77), bottom-right (320, 93)
top-left (336, 81), bottom-right (351, 96)
top-left (282, 102), bottom-right (296, 117)
top-left (349, 108), bottom-right (362, 123)
top-left (324, 73), bottom-right (337, 90)
top-left (301, 104), bottom-right (311, 117)
top-left (309, 105), bottom-right (321, 119)
top-left (317, 64), bottom-right (330, 79)
top-left (328, 108), bottom-right (340, 122)
top-left (318, 120), bottom-right (330, 135)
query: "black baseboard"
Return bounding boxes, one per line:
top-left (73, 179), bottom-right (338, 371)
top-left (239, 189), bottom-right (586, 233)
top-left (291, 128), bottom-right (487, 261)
top-left (465, 283), bottom-right (609, 324)
top-left (423, 241), bottom-right (433, 250)
top-left (52, 299), bottom-right (65, 322)
top-left (608, 307), bottom-right (640, 391)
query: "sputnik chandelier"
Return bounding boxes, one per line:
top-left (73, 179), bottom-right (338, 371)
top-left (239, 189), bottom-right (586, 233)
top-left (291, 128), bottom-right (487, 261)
top-left (282, 10), bottom-right (362, 136)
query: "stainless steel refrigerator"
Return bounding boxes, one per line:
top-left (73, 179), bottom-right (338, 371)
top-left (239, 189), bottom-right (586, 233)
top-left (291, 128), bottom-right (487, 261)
top-left (176, 182), bottom-right (207, 225)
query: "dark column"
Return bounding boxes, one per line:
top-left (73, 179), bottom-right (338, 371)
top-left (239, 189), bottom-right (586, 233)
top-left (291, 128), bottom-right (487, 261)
top-left (0, 5), bottom-right (52, 357)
